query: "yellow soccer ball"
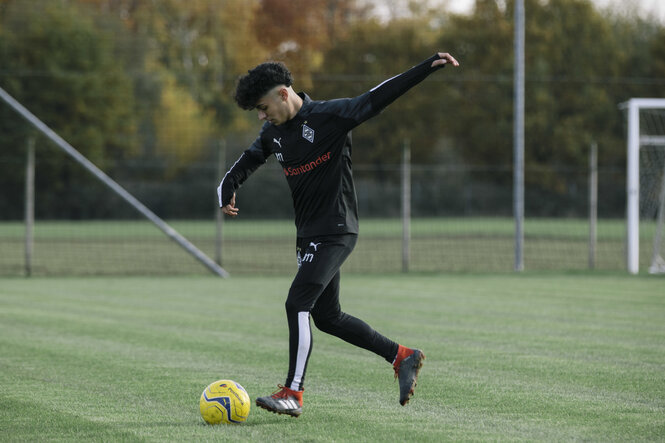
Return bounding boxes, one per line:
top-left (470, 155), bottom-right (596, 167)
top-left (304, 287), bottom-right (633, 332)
top-left (199, 379), bottom-right (251, 424)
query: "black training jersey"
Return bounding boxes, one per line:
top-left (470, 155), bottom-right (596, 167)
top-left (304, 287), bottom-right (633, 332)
top-left (218, 53), bottom-right (446, 238)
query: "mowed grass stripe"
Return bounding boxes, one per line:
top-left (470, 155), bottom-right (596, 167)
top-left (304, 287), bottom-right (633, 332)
top-left (1, 274), bottom-right (663, 441)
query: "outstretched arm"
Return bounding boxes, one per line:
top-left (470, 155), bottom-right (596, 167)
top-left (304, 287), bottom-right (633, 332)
top-left (369, 52), bottom-right (460, 113)
top-left (306, 52), bottom-right (459, 131)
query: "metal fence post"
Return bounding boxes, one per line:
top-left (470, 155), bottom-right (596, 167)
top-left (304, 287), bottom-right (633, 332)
top-left (401, 138), bottom-right (411, 273)
top-left (24, 136), bottom-right (35, 277)
top-left (589, 142), bottom-right (598, 269)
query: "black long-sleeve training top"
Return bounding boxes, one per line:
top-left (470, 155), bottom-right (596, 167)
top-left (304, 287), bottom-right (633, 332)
top-left (218, 53), bottom-right (446, 238)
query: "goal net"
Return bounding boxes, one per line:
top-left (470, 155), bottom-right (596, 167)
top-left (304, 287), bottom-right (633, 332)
top-left (623, 98), bottom-right (665, 274)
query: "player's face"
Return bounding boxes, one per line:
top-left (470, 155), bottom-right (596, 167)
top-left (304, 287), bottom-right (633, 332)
top-left (256, 86), bottom-right (290, 125)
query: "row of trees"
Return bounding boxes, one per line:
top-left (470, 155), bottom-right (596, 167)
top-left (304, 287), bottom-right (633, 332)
top-left (0, 0), bottom-right (664, 219)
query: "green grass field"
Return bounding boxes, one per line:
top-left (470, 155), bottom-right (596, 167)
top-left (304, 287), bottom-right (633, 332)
top-left (0, 217), bottom-right (654, 276)
top-left (1, 273), bottom-right (663, 441)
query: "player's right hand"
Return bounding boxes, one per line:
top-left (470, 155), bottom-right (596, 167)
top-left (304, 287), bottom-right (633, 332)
top-left (222, 192), bottom-right (239, 217)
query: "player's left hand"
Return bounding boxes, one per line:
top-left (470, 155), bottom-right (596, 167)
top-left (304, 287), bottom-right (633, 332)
top-left (431, 52), bottom-right (459, 68)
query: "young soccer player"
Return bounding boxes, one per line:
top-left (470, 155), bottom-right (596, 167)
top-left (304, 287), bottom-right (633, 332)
top-left (218, 52), bottom-right (459, 417)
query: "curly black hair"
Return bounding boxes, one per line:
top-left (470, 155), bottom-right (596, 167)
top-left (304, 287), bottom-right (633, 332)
top-left (234, 62), bottom-right (293, 110)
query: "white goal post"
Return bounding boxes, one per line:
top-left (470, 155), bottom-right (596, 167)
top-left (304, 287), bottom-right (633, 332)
top-left (621, 98), bottom-right (665, 274)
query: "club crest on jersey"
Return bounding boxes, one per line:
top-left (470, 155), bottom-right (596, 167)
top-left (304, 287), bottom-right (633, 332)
top-left (302, 124), bottom-right (315, 143)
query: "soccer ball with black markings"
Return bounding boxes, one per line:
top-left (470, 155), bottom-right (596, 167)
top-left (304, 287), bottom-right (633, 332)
top-left (199, 379), bottom-right (251, 424)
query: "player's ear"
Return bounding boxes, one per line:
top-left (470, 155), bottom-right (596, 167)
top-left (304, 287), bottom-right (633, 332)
top-left (278, 86), bottom-right (289, 102)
